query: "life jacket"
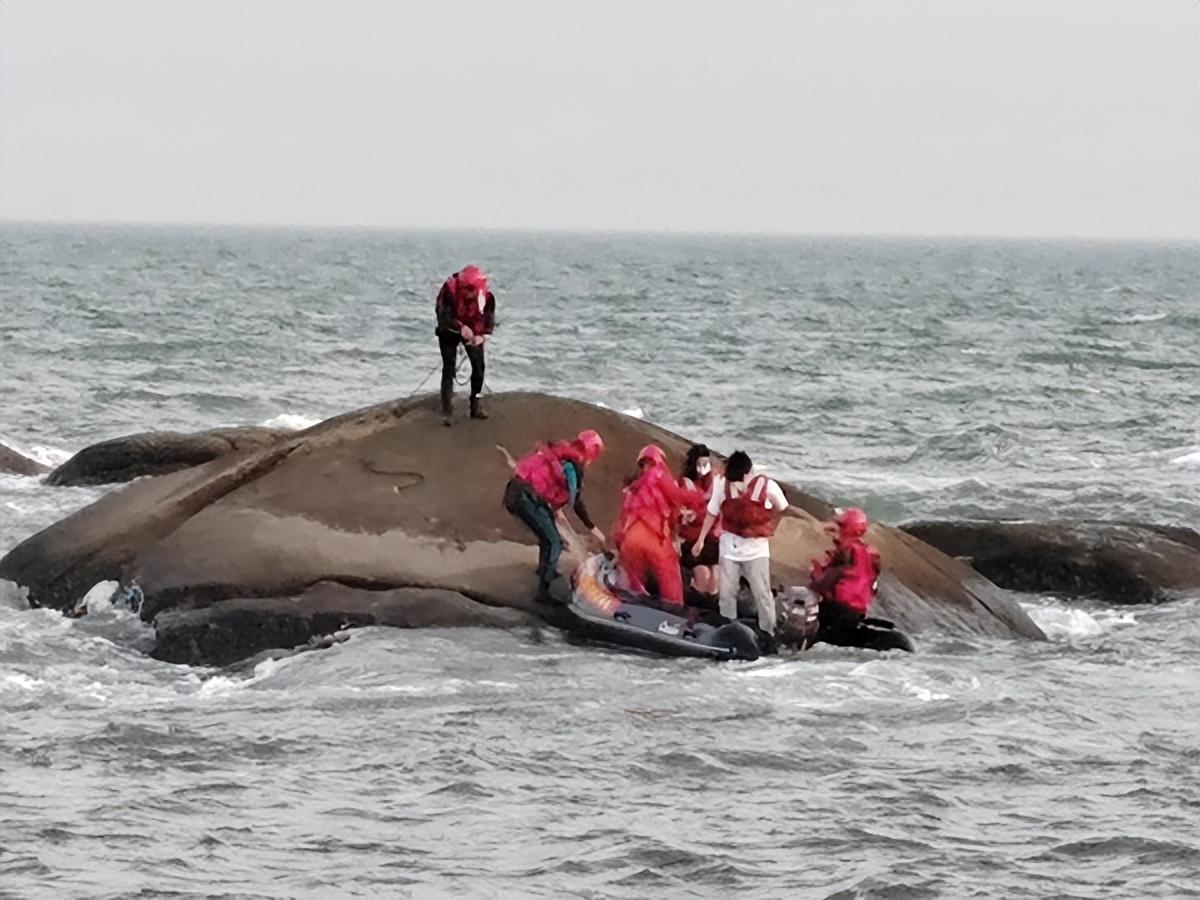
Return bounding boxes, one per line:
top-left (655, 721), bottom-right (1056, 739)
top-left (719, 474), bottom-right (779, 538)
top-left (439, 273), bottom-right (491, 335)
top-left (617, 463), bottom-right (685, 544)
top-left (678, 472), bottom-right (719, 544)
top-left (810, 539), bottom-right (881, 614)
top-left (513, 441), bottom-right (583, 510)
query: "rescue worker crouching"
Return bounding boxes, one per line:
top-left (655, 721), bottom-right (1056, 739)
top-left (809, 507), bottom-right (881, 645)
top-left (503, 430), bottom-right (606, 602)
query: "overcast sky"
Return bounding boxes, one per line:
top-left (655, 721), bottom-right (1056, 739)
top-left (1, 2), bottom-right (1196, 239)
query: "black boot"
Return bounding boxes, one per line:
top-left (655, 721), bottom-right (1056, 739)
top-left (440, 383), bottom-right (453, 426)
top-left (469, 395), bottom-right (488, 420)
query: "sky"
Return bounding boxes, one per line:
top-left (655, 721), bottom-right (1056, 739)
top-left (0, 2), bottom-right (1196, 239)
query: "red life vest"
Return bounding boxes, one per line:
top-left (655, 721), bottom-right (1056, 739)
top-left (514, 441), bottom-right (583, 510)
top-left (811, 539), bottom-right (881, 614)
top-left (720, 475), bottom-right (779, 538)
top-left (618, 463), bottom-right (688, 543)
top-left (678, 473), bottom-right (718, 544)
top-left (440, 273), bottom-right (492, 335)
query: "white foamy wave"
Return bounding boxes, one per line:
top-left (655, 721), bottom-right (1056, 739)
top-left (592, 401), bottom-right (647, 420)
top-left (27, 443), bottom-right (72, 467)
top-left (0, 434), bottom-right (72, 468)
top-left (1169, 448), bottom-right (1200, 466)
top-left (80, 580), bottom-right (121, 614)
top-left (260, 413), bottom-right (321, 430)
top-left (1106, 312), bottom-right (1168, 325)
top-left (1024, 601), bottom-right (1138, 640)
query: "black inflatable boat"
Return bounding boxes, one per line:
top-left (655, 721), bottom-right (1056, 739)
top-left (563, 554), bottom-right (915, 659)
top-left (565, 554), bottom-right (763, 661)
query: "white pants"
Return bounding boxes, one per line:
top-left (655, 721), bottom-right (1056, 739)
top-left (718, 555), bottom-right (775, 634)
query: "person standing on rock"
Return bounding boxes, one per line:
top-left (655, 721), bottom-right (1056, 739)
top-left (504, 430), bottom-right (607, 602)
top-left (809, 507), bottom-right (882, 644)
top-left (691, 450), bottom-right (789, 636)
top-left (435, 265), bottom-right (495, 426)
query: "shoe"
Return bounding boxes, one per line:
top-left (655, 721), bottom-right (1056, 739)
top-left (441, 414), bottom-right (453, 427)
top-left (469, 398), bottom-right (488, 420)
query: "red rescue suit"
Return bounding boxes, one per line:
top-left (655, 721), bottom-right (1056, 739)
top-left (809, 538), bottom-right (881, 614)
top-left (615, 463), bottom-right (701, 604)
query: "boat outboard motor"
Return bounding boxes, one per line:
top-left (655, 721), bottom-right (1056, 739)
top-left (775, 586), bottom-right (821, 650)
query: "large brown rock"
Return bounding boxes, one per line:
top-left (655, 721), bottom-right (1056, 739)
top-left (901, 519), bottom-right (1200, 603)
top-left (0, 440), bottom-right (49, 477)
top-left (45, 426), bottom-right (289, 486)
top-left (1, 392), bottom-right (1045, 661)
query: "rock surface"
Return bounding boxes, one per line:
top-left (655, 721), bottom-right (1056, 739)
top-left (0, 441), bottom-right (49, 477)
top-left (45, 426), bottom-right (289, 486)
top-left (1, 392), bottom-right (1045, 663)
top-left (152, 580), bottom-right (533, 666)
top-left (901, 519), bottom-right (1200, 603)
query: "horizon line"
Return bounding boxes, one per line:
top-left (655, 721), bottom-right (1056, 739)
top-left (1, 216), bottom-right (1196, 246)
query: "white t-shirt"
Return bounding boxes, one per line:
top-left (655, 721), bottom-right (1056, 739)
top-left (707, 474), bottom-right (789, 562)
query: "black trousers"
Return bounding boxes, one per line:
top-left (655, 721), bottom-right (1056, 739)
top-left (503, 479), bottom-right (561, 596)
top-left (816, 599), bottom-right (865, 647)
top-left (438, 331), bottom-right (485, 413)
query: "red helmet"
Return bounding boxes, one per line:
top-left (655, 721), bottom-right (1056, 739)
top-left (637, 444), bottom-right (666, 467)
top-left (836, 507), bottom-right (869, 538)
top-left (458, 265), bottom-right (488, 294)
top-left (576, 429), bottom-right (605, 462)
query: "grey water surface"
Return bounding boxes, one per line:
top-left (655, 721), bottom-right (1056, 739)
top-left (2, 225), bottom-right (1197, 897)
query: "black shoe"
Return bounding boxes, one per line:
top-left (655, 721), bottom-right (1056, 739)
top-left (469, 398), bottom-right (488, 420)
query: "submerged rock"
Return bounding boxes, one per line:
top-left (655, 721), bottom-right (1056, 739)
top-left (0, 440), bottom-right (49, 477)
top-left (45, 426), bottom-right (289, 487)
top-left (152, 580), bottom-right (532, 666)
top-left (901, 519), bottom-right (1200, 603)
top-left (1, 392), bottom-right (1044, 663)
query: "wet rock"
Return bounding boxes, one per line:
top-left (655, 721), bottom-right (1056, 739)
top-left (901, 519), bottom-right (1200, 603)
top-left (1, 392), bottom-right (1044, 662)
top-left (0, 441), bottom-right (49, 477)
top-left (45, 426), bottom-right (289, 486)
top-left (152, 581), bottom-right (532, 666)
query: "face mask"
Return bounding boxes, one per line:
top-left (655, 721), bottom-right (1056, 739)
top-left (695, 459), bottom-right (711, 477)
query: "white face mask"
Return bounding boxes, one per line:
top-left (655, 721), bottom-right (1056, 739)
top-left (695, 459), bottom-right (711, 477)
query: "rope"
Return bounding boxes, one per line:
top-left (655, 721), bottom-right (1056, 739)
top-left (405, 343), bottom-right (478, 399)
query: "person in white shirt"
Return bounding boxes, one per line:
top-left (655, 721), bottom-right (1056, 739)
top-left (691, 450), bottom-right (788, 635)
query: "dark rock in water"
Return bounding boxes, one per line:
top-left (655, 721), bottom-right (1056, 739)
top-left (0, 441), bottom-right (49, 477)
top-left (152, 580), bottom-right (532, 666)
top-left (901, 519), bottom-right (1200, 603)
top-left (45, 426), bottom-right (289, 486)
top-left (1, 391), bottom-right (1045, 663)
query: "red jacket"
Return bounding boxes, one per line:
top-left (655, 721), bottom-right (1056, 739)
top-left (810, 539), bottom-right (881, 614)
top-left (436, 273), bottom-right (495, 337)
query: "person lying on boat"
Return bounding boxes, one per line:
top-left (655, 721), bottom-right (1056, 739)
top-left (809, 507), bottom-right (881, 644)
top-left (503, 430), bottom-right (607, 602)
top-left (612, 444), bottom-right (704, 605)
top-left (677, 443), bottom-right (720, 596)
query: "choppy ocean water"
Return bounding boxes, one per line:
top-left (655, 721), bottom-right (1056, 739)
top-left (2, 225), bottom-right (1198, 897)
